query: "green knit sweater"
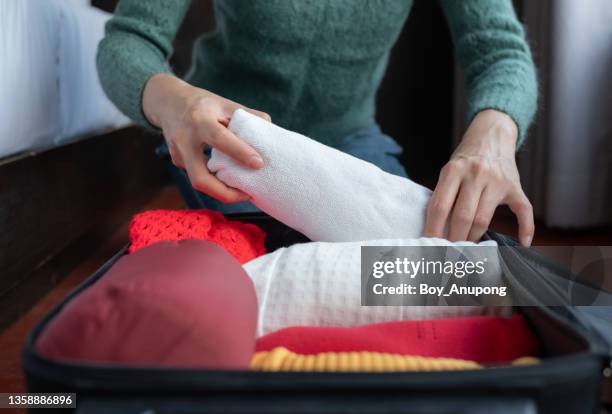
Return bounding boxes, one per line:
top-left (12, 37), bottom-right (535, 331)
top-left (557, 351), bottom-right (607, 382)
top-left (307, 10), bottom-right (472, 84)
top-left (97, 0), bottom-right (537, 146)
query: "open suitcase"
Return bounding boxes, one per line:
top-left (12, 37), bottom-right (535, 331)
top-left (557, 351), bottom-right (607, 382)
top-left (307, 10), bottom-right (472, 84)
top-left (23, 213), bottom-right (612, 414)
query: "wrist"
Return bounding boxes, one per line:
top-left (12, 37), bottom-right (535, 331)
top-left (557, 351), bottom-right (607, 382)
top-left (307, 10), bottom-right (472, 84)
top-left (461, 109), bottom-right (518, 156)
top-left (142, 73), bottom-right (192, 128)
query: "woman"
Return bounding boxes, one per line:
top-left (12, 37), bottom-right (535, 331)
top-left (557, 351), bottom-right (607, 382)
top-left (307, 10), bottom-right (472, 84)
top-left (97, 0), bottom-right (537, 246)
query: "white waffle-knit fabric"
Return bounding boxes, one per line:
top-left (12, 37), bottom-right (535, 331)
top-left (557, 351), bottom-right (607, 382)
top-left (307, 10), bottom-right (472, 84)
top-left (208, 109), bottom-right (432, 242)
top-left (244, 238), bottom-right (503, 337)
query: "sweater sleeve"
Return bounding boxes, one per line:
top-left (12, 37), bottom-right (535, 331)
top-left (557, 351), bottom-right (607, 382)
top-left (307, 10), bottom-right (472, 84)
top-left (440, 0), bottom-right (537, 145)
top-left (96, 0), bottom-right (192, 129)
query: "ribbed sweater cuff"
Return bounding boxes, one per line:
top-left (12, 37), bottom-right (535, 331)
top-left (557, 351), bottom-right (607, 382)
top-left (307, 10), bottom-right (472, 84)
top-left (123, 65), bottom-right (170, 131)
top-left (467, 83), bottom-right (536, 148)
top-left (97, 34), bottom-right (171, 131)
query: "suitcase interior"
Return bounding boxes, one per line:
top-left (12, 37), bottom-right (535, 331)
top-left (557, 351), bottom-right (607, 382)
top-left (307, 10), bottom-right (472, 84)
top-left (22, 213), bottom-right (609, 414)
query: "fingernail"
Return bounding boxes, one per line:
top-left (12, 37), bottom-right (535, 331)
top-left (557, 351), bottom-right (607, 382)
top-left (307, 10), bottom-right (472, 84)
top-left (522, 235), bottom-right (533, 247)
top-left (248, 154), bottom-right (264, 169)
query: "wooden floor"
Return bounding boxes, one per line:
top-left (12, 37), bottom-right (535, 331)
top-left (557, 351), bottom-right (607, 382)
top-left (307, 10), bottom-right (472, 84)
top-left (0, 184), bottom-right (610, 407)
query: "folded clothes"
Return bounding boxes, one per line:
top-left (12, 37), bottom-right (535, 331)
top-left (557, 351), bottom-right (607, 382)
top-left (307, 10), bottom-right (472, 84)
top-left (244, 237), bottom-right (505, 336)
top-left (36, 240), bottom-right (258, 369)
top-left (209, 109), bottom-right (433, 242)
top-left (251, 348), bottom-right (540, 372)
top-left (255, 315), bottom-right (540, 364)
top-left (251, 347), bottom-right (483, 372)
top-left (128, 209), bottom-right (266, 264)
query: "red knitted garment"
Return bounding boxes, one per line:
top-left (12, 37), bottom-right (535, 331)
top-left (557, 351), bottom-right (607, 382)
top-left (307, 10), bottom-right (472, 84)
top-left (128, 209), bottom-right (266, 264)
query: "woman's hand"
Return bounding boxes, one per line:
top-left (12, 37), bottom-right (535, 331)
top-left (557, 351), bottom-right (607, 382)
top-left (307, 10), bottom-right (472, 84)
top-left (142, 73), bottom-right (271, 203)
top-left (424, 109), bottom-right (534, 246)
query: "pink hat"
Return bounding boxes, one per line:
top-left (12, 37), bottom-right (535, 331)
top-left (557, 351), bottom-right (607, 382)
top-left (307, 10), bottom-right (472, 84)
top-left (36, 240), bottom-right (258, 369)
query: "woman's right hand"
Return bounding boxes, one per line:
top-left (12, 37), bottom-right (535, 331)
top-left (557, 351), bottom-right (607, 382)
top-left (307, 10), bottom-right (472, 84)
top-left (142, 73), bottom-right (270, 203)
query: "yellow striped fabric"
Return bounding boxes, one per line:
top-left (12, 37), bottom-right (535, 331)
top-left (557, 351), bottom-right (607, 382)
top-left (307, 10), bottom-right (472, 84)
top-left (251, 347), bottom-right (483, 372)
top-left (251, 348), bottom-right (540, 372)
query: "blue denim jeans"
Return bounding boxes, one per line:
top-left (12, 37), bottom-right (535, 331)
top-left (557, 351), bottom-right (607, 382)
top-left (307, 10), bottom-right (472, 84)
top-left (159, 122), bottom-right (408, 213)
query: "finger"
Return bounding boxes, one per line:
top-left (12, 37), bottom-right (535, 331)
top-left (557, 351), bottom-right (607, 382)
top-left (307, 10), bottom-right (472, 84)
top-left (205, 121), bottom-right (264, 169)
top-left (167, 141), bottom-right (185, 169)
top-left (467, 186), bottom-right (501, 242)
top-left (448, 182), bottom-right (484, 242)
top-left (220, 104), bottom-right (271, 125)
top-left (506, 190), bottom-right (535, 247)
top-left (180, 143), bottom-right (250, 203)
top-left (243, 108), bottom-right (272, 122)
top-left (424, 165), bottom-right (462, 238)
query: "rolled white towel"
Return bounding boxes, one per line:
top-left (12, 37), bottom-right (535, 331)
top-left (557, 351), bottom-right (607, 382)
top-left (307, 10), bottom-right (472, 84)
top-left (244, 238), bottom-right (504, 337)
top-left (208, 109), bottom-right (433, 242)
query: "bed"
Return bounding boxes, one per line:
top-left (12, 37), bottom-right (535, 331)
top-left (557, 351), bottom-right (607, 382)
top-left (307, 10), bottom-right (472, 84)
top-left (0, 0), bottom-right (129, 160)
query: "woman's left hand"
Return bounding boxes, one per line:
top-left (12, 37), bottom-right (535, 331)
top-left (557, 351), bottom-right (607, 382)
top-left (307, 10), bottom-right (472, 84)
top-left (423, 109), bottom-right (534, 246)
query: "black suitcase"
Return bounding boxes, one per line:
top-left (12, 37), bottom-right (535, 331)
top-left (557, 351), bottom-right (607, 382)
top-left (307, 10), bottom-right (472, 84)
top-left (23, 214), bottom-right (612, 414)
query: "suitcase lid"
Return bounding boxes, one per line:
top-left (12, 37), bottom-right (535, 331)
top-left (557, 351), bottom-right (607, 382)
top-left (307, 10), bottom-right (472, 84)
top-left (486, 231), bottom-right (612, 358)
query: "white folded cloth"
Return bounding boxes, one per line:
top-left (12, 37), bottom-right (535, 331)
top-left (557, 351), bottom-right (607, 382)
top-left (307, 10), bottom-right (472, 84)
top-left (208, 109), bottom-right (433, 242)
top-left (244, 238), bottom-right (504, 337)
